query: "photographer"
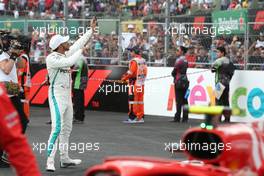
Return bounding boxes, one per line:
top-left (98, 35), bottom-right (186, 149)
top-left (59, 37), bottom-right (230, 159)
top-left (0, 31), bottom-right (28, 167)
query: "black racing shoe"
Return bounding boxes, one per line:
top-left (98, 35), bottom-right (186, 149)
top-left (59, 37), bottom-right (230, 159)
top-left (170, 117), bottom-right (181, 123)
top-left (60, 159), bottom-right (82, 168)
top-left (182, 119), bottom-right (188, 123)
top-left (73, 119), bottom-right (84, 124)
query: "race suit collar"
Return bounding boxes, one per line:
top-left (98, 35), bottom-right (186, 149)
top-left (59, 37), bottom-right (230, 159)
top-left (53, 51), bottom-right (66, 56)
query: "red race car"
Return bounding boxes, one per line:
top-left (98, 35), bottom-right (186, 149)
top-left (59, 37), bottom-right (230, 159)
top-left (86, 106), bottom-right (264, 176)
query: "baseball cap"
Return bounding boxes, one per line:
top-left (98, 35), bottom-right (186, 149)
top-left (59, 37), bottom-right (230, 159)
top-left (49, 34), bottom-right (69, 50)
top-left (128, 24), bottom-right (134, 29)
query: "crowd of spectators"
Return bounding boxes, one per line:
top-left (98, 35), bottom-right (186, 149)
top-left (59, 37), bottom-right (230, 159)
top-left (29, 28), bottom-right (119, 65)
top-left (28, 21), bottom-right (264, 70)
top-left (0, 0), bottom-right (252, 20)
top-left (0, 0), bottom-right (261, 69)
top-left (0, 0), bottom-right (83, 19)
top-left (119, 22), bottom-right (264, 70)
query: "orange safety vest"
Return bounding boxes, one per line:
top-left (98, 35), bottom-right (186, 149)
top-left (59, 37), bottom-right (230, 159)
top-left (129, 57), bottom-right (147, 86)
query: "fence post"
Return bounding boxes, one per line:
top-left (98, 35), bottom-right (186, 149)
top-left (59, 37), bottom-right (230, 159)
top-left (118, 19), bottom-right (122, 65)
top-left (63, 0), bottom-right (68, 28)
top-left (164, 0), bottom-right (170, 67)
top-left (23, 19), bottom-right (28, 35)
top-left (244, 22), bottom-right (249, 70)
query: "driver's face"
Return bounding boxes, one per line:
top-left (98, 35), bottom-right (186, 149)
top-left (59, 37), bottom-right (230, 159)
top-left (61, 42), bottom-right (70, 51)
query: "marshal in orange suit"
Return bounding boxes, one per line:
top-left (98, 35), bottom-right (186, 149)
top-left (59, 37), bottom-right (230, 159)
top-left (121, 46), bottom-right (147, 123)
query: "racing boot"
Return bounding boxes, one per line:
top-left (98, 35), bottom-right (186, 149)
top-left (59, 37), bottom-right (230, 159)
top-left (46, 157), bottom-right (55, 172)
top-left (60, 158), bottom-right (82, 168)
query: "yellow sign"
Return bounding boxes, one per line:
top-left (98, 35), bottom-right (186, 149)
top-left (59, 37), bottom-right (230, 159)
top-left (122, 20), bottom-right (143, 33)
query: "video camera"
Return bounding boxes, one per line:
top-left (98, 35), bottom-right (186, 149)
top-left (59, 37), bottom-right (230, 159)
top-left (0, 30), bottom-right (31, 54)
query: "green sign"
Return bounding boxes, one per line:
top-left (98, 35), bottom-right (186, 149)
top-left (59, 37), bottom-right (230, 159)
top-left (212, 9), bottom-right (248, 35)
top-left (0, 18), bottom-right (117, 36)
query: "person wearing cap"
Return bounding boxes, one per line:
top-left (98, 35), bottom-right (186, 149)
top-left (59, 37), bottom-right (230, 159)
top-left (212, 47), bottom-right (235, 122)
top-left (45, 17), bottom-right (96, 172)
top-left (121, 46), bottom-right (147, 123)
top-left (127, 24), bottom-right (135, 33)
top-left (171, 46), bottom-right (189, 123)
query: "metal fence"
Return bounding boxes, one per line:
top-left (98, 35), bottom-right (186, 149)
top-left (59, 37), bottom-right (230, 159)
top-left (0, 19), bottom-right (263, 70)
top-left (246, 22), bottom-right (264, 70)
top-left (119, 21), bottom-right (251, 70)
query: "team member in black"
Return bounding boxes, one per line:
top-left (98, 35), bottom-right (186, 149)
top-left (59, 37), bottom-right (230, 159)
top-left (72, 58), bottom-right (88, 124)
top-left (171, 46), bottom-right (189, 123)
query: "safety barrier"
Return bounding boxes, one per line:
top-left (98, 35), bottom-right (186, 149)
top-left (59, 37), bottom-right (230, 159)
top-left (29, 64), bottom-right (264, 122)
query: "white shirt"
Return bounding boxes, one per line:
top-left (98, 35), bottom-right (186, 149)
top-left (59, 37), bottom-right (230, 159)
top-left (0, 52), bottom-right (18, 83)
top-left (256, 40), bottom-right (264, 48)
top-left (0, 3), bottom-right (5, 11)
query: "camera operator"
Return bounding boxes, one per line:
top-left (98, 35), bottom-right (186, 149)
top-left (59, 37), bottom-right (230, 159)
top-left (0, 31), bottom-right (28, 167)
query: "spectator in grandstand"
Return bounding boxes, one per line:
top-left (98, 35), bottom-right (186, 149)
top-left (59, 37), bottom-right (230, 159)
top-left (0, 0), bottom-right (5, 15)
top-left (256, 32), bottom-right (264, 48)
top-left (209, 42), bottom-right (218, 63)
top-left (171, 46), bottom-right (189, 123)
top-left (211, 47), bottom-right (235, 122)
top-left (242, 0), bottom-right (250, 8)
top-left (221, 0), bottom-right (230, 10)
top-left (153, 49), bottom-right (164, 66)
top-left (39, 0), bottom-right (45, 13)
top-left (196, 47), bottom-right (210, 68)
top-left (229, 0), bottom-right (241, 9)
top-left (94, 38), bottom-right (103, 57)
top-left (185, 46), bottom-right (196, 68)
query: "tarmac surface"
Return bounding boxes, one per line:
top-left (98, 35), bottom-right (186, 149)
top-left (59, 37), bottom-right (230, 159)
top-left (1, 107), bottom-right (202, 176)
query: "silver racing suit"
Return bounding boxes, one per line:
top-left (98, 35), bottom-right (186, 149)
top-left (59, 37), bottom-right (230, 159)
top-left (46, 30), bottom-right (92, 162)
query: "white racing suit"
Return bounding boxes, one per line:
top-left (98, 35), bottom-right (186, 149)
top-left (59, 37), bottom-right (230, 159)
top-left (46, 30), bottom-right (92, 162)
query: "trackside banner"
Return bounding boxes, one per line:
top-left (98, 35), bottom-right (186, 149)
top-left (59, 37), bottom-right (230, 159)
top-left (144, 67), bottom-right (264, 122)
top-left (30, 64), bottom-right (128, 112)
top-left (30, 65), bottom-right (264, 122)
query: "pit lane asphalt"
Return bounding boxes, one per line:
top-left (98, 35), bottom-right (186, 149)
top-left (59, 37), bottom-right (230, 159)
top-left (1, 107), bottom-right (202, 176)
